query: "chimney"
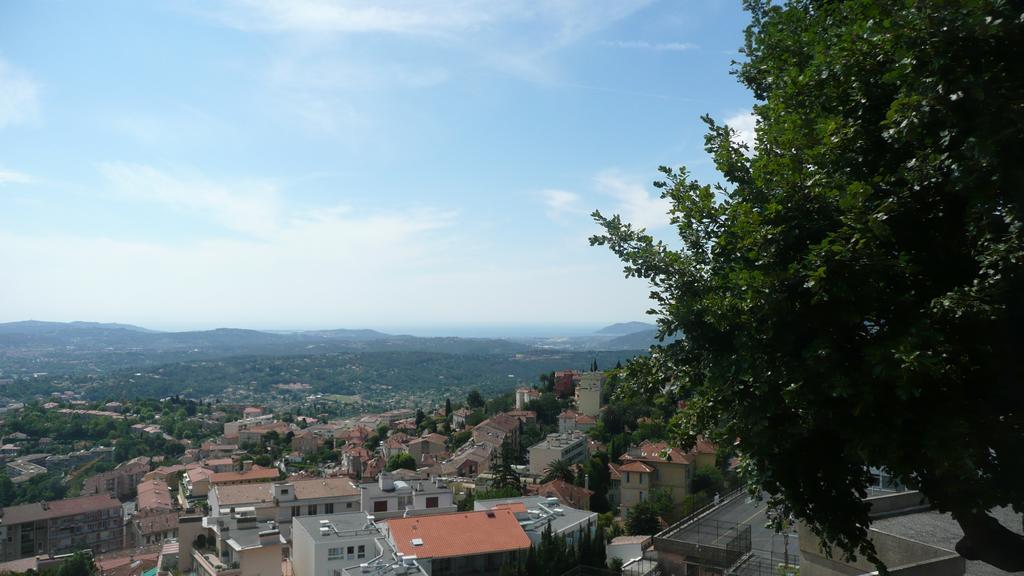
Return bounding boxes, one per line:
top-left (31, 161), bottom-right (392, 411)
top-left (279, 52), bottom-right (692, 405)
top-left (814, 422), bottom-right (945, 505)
top-left (379, 472), bottom-right (394, 492)
top-left (242, 460), bottom-right (253, 471)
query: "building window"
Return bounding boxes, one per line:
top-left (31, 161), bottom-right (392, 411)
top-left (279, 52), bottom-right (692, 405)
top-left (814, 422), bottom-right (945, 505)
top-left (346, 546), bottom-right (355, 559)
top-left (327, 547), bottom-right (343, 559)
top-left (324, 503), bottom-right (334, 514)
top-left (291, 506), bottom-right (300, 517)
top-left (281, 489), bottom-right (289, 494)
top-left (357, 545), bottom-right (365, 559)
top-left (308, 505), bottom-right (317, 515)
top-left (626, 472), bottom-right (630, 484)
top-left (346, 502), bottom-right (353, 509)
top-left (426, 497), bottom-right (438, 509)
top-left (373, 500), bottom-right (387, 513)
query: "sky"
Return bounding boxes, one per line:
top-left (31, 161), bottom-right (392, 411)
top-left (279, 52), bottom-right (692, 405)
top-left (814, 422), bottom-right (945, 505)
top-left (0, 0), bottom-right (754, 334)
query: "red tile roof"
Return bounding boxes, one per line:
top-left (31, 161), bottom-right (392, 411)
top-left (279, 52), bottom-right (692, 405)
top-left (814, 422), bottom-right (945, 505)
top-left (0, 494), bottom-right (121, 524)
top-left (530, 479), bottom-right (593, 509)
top-left (619, 461), bottom-right (655, 473)
top-left (389, 510), bottom-right (531, 560)
top-left (210, 465), bottom-right (279, 484)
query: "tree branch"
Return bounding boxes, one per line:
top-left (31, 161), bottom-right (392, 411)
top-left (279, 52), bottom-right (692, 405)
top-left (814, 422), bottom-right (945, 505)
top-left (954, 511), bottom-right (1024, 572)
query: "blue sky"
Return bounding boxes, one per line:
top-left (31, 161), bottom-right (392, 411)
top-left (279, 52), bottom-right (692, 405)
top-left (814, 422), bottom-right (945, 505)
top-left (0, 0), bottom-right (754, 333)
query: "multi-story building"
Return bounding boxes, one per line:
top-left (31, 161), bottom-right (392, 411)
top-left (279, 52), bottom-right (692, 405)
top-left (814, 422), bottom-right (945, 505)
top-left (208, 477), bottom-right (361, 525)
top-left (557, 410), bottom-right (597, 434)
top-left (471, 413), bottom-right (522, 453)
top-left (474, 495), bottom-right (597, 546)
top-left (358, 472), bottom-right (456, 519)
top-left (81, 456), bottom-right (151, 500)
top-left (130, 480), bottom-right (178, 547)
top-left (291, 513), bottom-right (426, 576)
top-left (223, 414), bottom-right (275, 438)
top-left (0, 494), bottom-right (123, 561)
top-left (386, 510), bottom-right (531, 576)
top-left (406, 434), bottom-right (448, 464)
top-left (528, 432), bottom-right (588, 476)
top-left (514, 388), bottom-right (541, 410)
top-left (451, 408), bottom-right (472, 430)
top-left (614, 439), bottom-right (716, 514)
top-left (192, 512), bottom-right (284, 576)
top-left (574, 372), bottom-right (604, 417)
top-left (184, 467), bottom-right (215, 498)
top-left (553, 371), bottom-right (579, 398)
top-left (440, 442), bottom-right (493, 478)
top-left (237, 422), bottom-right (293, 447)
top-left (209, 465), bottom-right (279, 488)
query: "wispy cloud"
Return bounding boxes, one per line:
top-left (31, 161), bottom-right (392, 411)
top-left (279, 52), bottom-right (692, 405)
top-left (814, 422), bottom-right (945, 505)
top-left (207, 0), bottom-right (652, 40)
top-left (0, 168), bottom-right (33, 185)
top-left (540, 188), bottom-right (585, 220)
top-left (603, 40), bottom-right (697, 51)
top-left (209, 0), bottom-right (510, 35)
top-left (595, 169), bottom-right (670, 230)
top-left (0, 58), bottom-right (40, 129)
top-left (100, 163), bottom-right (283, 236)
top-left (726, 110), bottom-right (757, 149)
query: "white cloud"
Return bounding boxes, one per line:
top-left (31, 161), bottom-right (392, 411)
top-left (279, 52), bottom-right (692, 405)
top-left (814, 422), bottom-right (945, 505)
top-left (726, 110), bottom-right (757, 149)
top-left (540, 189), bottom-right (585, 219)
top-left (603, 40), bottom-right (697, 51)
top-left (209, 0), bottom-right (652, 40)
top-left (0, 168), bottom-right (33, 185)
top-left (0, 58), bottom-right (40, 129)
top-left (99, 163), bottom-right (283, 236)
top-left (595, 170), bottom-right (670, 230)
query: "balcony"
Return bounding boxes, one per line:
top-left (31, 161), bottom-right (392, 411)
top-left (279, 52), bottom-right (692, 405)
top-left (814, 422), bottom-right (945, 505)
top-left (192, 549), bottom-right (240, 576)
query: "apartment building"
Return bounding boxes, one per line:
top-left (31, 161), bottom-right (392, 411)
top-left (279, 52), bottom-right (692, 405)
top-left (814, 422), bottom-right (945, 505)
top-left (223, 414), bottom-right (275, 438)
top-left (192, 512), bottom-right (284, 576)
top-left (471, 413), bottom-right (521, 453)
top-left (0, 494), bottom-right (124, 561)
top-left (527, 432), bottom-right (588, 476)
top-left (386, 510), bottom-right (531, 576)
top-left (574, 372), bottom-right (604, 417)
top-left (291, 513), bottom-right (426, 576)
top-left (358, 473), bottom-right (456, 519)
top-left (557, 410), bottom-right (596, 434)
top-left (208, 478), bottom-right (360, 525)
top-left (514, 387), bottom-right (540, 410)
top-left (81, 456), bottom-right (151, 500)
top-left (130, 480), bottom-right (178, 547)
top-left (209, 465), bottom-right (279, 488)
top-left (474, 495), bottom-right (598, 546)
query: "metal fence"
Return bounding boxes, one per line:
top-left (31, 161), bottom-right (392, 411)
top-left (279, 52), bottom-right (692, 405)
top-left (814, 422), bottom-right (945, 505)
top-left (725, 553), bottom-right (799, 576)
top-left (653, 518), bottom-right (752, 570)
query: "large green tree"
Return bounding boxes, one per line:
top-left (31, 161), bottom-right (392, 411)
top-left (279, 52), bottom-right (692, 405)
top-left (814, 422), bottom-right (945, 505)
top-left (592, 0), bottom-right (1023, 571)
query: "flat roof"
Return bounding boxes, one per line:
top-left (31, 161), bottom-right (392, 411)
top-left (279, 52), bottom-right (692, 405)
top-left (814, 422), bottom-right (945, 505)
top-left (475, 495), bottom-right (596, 536)
top-left (873, 506), bottom-right (1020, 576)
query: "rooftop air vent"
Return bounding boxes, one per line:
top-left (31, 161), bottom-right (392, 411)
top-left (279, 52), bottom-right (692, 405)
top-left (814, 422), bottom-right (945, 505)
top-left (411, 538), bottom-right (424, 546)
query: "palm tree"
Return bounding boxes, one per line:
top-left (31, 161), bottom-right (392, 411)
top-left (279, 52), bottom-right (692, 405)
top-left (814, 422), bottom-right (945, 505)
top-left (542, 459), bottom-right (575, 483)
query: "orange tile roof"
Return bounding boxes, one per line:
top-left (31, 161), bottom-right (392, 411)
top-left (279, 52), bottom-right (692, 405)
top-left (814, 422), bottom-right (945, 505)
top-left (389, 510), bottom-right (531, 560)
top-left (136, 480), bottom-right (174, 511)
top-left (619, 461), bottom-right (655, 473)
top-left (210, 465), bottom-right (279, 484)
top-left (0, 494), bottom-right (121, 524)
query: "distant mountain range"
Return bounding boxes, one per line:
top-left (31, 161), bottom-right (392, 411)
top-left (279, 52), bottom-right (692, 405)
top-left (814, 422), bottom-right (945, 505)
top-left (593, 321), bottom-right (657, 335)
top-left (0, 320), bottom-right (674, 377)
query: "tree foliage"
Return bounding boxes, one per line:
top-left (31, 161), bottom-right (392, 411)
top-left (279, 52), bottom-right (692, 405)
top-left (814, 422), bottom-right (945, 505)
top-left (385, 452), bottom-right (417, 472)
top-left (592, 0), bottom-right (1024, 570)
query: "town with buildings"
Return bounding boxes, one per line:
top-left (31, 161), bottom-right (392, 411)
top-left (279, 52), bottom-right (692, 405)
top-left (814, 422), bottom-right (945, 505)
top-left (0, 361), bottom-right (990, 576)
